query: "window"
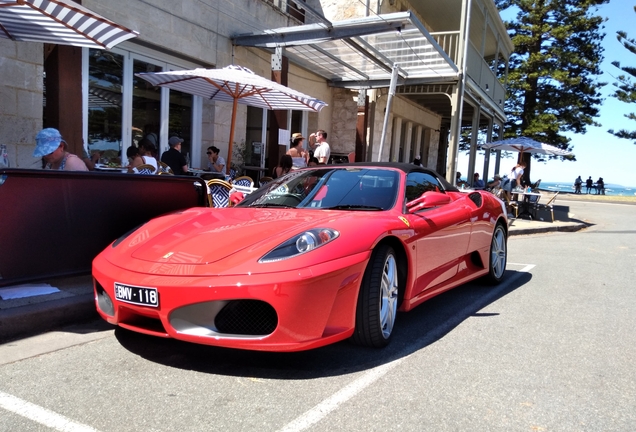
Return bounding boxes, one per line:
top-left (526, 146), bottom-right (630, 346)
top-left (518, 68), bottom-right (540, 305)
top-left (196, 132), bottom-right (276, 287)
top-left (132, 58), bottom-right (162, 151)
top-left (87, 50), bottom-right (124, 160)
top-left (84, 47), bottom-right (202, 165)
top-left (405, 171), bottom-right (442, 202)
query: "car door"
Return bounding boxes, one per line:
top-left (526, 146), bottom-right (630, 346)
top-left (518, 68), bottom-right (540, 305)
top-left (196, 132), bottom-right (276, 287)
top-left (404, 172), bottom-right (473, 296)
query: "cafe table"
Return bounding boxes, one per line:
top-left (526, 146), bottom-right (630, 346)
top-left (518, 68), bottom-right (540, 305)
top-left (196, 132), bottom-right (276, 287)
top-left (94, 163), bottom-right (127, 173)
top-left (511, 189), bottom-right (542, 219)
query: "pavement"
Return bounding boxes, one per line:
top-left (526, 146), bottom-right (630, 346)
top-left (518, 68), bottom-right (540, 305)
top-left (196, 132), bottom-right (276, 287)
top-left (0, 193), bottom-right (590, 344)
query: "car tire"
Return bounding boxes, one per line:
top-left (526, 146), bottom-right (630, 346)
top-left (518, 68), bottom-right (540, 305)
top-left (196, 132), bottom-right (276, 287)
top-left (485, 223), bottom-right (507, 284)
top-left (351, 244), bottom-right (399, 348)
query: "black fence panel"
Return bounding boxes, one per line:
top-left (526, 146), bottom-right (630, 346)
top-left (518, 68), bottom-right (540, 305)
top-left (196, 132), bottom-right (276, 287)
top-left (0, 169), bottom-right (207, 286)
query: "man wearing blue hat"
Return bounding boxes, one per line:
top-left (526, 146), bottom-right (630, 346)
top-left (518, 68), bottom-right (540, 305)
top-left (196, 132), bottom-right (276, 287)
top-left (33, 128), bottom-right (88, 171)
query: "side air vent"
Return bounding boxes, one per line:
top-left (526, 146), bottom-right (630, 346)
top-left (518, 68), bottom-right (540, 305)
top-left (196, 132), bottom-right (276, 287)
top-left (468, 192), bottom-right (482, 207)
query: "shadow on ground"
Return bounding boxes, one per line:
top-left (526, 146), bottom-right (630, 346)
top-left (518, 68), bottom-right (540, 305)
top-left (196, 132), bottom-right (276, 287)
top-left (115, 270), bottom-right (532, 380)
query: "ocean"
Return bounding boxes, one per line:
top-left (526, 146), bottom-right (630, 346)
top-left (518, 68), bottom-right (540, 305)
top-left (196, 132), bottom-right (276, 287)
top-left (538, 181), bottom-right (636, 197)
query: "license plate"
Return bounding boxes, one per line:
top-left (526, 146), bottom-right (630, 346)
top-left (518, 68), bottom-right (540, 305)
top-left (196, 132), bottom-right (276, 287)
top-left (114, 283), bottom-right (159, 307)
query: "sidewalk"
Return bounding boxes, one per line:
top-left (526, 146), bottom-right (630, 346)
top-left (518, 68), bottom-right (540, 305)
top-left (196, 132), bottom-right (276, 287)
top-left (0, 275), bottom-right (97, 343)
top-left (0, 207), bottom-right (589, 344)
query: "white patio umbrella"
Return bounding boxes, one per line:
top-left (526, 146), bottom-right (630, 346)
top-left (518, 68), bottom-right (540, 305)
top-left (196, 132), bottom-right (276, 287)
top-left (0, 0), bottom-right (138, 49)
top-left (135, 65), bottom-right (328, 169)
top-left (481, 137), bottom-right (573, 157)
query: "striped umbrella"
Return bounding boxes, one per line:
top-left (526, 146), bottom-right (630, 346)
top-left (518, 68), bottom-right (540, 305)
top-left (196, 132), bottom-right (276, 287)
top-left (0, 0), bottom-right (138, 49)
top-left (136, 65), bottom-right (328, 168)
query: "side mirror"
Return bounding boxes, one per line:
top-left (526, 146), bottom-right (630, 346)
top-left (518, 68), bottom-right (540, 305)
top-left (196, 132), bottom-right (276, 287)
top-left (406, 191), bottom-right (451, 213)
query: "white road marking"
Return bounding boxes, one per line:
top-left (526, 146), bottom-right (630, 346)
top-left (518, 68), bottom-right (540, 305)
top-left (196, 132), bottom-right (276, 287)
top-left (0, 391), bottom-right (99, 432)
top-left (278, 359), bottom-right (405, 432)
top-left (278, 264), bottom-right (536, 432)
top-left (508, 263), bottom-right (536, 272)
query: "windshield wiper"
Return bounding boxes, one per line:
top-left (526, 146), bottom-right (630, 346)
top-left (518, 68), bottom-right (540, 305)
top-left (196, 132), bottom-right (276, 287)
top-left (249, 203), bottom-right (295, 208)
top-left (324, 205), bottom-right (384, 211)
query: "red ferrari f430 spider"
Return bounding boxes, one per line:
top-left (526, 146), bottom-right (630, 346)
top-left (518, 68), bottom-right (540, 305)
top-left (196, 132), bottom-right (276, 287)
top-left (93, 163), bottom-right (508, 351)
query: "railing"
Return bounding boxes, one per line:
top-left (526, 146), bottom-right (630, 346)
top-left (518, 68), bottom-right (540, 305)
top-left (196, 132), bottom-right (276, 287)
top-left (465, 41), bottom-right (506, 111)
top-left (431, 31), bottom-right (460, 65)
top-left (431, 31), bottom-right (505, 111)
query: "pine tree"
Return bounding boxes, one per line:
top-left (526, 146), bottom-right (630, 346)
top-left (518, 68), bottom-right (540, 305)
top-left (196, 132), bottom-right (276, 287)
top-left (495, 0), bottom-right (607, 184)
top-left (608, 5), bottom-right (636, 145)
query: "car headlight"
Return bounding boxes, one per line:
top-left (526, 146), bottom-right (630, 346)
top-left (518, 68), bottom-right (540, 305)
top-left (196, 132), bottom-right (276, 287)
top-left (259, 228), bottom-right (339, 263)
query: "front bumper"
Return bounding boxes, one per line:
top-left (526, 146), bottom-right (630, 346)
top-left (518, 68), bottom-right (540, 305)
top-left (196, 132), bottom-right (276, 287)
top-left (93, 252), bottom-right (369, 351)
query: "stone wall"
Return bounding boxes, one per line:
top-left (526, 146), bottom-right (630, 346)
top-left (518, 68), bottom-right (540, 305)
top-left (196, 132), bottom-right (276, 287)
top-left (84, 0), bottom-right (296, 67)
top-left (0, 39), bottom-right (43, 169)
top-left (329, 88), bottom-right (358, 155)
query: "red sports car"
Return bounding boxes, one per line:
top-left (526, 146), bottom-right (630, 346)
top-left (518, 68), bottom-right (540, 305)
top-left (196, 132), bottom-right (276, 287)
top-left (93, 163), bottom-right (508, 351)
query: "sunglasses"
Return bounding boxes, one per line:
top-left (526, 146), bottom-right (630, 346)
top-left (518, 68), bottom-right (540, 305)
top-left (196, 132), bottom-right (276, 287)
top-left (206, 152), bottom-right (212, 155)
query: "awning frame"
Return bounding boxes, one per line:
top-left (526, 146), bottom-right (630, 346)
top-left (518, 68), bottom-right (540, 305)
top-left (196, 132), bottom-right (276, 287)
top-left (232, 11), bottom-right (459, 88)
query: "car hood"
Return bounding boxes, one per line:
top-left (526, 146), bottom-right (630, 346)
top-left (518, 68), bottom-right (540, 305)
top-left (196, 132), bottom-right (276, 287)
top-left (126, 207), bottom-right (340, 265)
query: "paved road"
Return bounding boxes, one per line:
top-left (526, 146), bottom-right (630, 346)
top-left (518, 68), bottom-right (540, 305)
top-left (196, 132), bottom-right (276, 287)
top-left (1, 199), bottom-right (634, 431)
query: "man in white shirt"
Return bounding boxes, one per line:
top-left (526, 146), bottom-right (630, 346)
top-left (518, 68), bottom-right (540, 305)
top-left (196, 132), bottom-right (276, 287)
top-left (310, 130), bottom-right (331, 164)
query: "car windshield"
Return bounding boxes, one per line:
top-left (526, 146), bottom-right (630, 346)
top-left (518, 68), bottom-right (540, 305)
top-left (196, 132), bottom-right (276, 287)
top-left (237, 167), bottom-right (399, 210)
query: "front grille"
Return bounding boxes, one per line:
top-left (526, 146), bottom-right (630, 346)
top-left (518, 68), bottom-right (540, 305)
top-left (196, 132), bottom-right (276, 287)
top-left (214, 300), bottom-right (277, 335)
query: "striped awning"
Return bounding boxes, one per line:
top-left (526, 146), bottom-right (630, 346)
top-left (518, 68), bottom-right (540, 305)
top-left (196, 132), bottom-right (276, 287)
top-left (0, 0), bottom-right (138, 49)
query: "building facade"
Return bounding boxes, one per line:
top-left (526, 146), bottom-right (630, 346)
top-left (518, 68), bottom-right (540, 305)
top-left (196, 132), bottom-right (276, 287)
top-left (1, 0), bottom-right (512, 182)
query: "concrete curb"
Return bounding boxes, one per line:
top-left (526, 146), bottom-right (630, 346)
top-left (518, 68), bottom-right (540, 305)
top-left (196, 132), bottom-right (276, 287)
top-left (509, 222), bottom-right (589, 236)
top-left (0, 293), bottom-right (97, 343)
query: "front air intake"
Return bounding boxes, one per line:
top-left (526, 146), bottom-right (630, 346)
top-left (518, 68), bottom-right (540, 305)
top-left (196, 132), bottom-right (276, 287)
top-left (214, 300), bottom-right (277, 335)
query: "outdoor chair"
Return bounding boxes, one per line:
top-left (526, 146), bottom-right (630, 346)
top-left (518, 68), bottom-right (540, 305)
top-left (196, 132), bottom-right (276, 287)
top-left (135, 164), bottom-right (157, 175)
top-left (199, 172), bottom-right (225, 181)
top-left (493, 188), bottom-right (519, 219)
top-left (206, 179), bottom-right (233, 208)
top-left (158, 161), bottom-right (173, 175)
top-left (259, 176), bottom-right (273, 187)
top-left (233, 176), bottom-right (254, 188)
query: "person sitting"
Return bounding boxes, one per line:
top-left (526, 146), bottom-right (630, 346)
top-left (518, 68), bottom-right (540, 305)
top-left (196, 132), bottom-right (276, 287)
top-left (126, 146), bottom-right (140, 166)
top-left (81, 144), bottom-right (100, 171)
top-left (273, 154), bottom-right (293, 179)
top-left (161, 136), bottom-right (189, 175)
top-left (129, 139), bottom-right (158, 173)
top-left (206, 146), bottom-right (226, 175)
top-left (473, 173), bottom-right (485, 189)
top-left (34, 128), bottom-right (88, 171)
top-left (455, 171), bottom-right (468, 188)
top-left (487, 174), bottom-right (502, 191)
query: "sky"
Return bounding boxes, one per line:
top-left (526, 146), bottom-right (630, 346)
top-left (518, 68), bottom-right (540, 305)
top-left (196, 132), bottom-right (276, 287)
top-left (457, 1), bottom-right (636, 187)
